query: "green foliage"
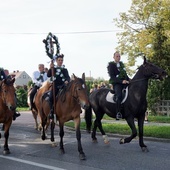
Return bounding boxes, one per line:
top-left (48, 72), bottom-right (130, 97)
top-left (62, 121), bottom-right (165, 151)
top-left (113, 0), bottom-right (170, 110)
top-left (16, 87), bottom-right (28, 107)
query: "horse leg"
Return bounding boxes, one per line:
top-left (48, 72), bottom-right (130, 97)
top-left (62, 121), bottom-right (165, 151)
top-left (59, 123), bottom-right (65, 154)
top-left (32, 110), bottom-right (38, 130)
top-left (3, 120), bottom-right (12, 154)
top-left (138, 118), bottom-right (149, 152)
top-left (41, 117), bottom-right (47, 140)
top-left (1, 123), bottom-right (5, 131)
top-left (95, 114), bottom-right (109, 144)
top-left (120, 117), bottom-right (137, 144)
top-left (74, 117), bottom-right (86, 160)
top-left (91, 119), bottom-right (98, 142)
top-left (50, 119), bottom-right (55, 142)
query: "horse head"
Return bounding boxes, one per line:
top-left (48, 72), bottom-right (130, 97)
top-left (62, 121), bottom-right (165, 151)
top-left (141, 56), bottom-right (167, 80)
top-left (0, 78), bottom-right (16, 111)
top-left (71, 73), bottom-right (90, 109)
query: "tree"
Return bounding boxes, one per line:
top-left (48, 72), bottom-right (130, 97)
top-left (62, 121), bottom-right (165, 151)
top-left (113, 0), bottom-right (170, 111)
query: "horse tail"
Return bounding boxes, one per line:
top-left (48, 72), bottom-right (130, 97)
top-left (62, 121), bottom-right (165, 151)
top-left (84, 104), bottom-right (92, 133)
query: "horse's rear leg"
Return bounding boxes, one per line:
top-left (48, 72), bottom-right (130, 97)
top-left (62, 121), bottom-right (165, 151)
top-left (41, 117), bottom-right (47, 140)
top-left (74, 117), bottom-right (86, 160)
top-left (92, 113), bottom-right (107, 143)
top-left (120, 117), bottom-right (137, 144)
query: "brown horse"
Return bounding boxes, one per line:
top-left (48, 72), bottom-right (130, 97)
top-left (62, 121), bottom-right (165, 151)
top-left (0, 78), bottom-right (16, 154)
top-left (27, 81), bottom-right (51, 130)
top-left (40, 73), bottom-right (89, 160)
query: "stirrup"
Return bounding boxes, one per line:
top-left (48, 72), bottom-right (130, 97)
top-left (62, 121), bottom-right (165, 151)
top-left (116, 112), bottom-right (122, 120)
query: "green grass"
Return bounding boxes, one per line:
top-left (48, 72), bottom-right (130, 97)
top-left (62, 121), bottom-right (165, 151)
top-left (65, 121), bottom-right (170, 139)
top-left (103, 115), bottom-right (170, 123)
top-left (17, 107), bottom-right (30, 111)
top-left (18, 107), bottom-right (170, 139)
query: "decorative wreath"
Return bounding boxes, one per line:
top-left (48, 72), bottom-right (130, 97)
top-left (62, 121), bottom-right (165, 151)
top-left (43, 32), bottom-right (60, 60)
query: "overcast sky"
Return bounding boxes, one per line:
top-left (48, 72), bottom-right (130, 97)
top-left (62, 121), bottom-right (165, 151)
top-left (0, 0), bottom-right (132, 80)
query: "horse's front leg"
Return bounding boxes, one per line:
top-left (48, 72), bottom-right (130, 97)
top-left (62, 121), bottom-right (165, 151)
top-left (120, 117), bottom-right (137, 144)
top-left (3, 121), bottom-right (12, 154)
top-left (74, 117), bottom-right (86, 160)
top-left (31, 110), bottom-right (38, 130)
top-left (59, 122), bottom-right (65, 154)
top-left (138, 118), bottom-right (149, 152)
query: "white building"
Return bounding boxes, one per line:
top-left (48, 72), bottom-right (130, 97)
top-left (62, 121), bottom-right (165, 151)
top-left (9, 70), bottom-right (32, 87)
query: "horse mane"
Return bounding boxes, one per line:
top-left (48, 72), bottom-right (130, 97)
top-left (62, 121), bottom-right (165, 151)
top-left (59, 78), bottom-right (84, 102)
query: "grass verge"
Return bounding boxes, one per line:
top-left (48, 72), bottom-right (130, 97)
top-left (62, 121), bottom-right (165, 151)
top-left (65, 121), bottom-right (170, 139)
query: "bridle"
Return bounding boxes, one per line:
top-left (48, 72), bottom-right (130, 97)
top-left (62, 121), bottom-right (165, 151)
top-left (72, 80), bottom-right (85, 103)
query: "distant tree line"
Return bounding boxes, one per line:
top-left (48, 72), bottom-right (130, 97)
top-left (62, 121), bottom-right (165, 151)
top-left (113, 0), bottom-right (170, 113)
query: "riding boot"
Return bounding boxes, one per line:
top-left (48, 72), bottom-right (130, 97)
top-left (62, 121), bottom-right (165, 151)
top-left (13, 110), bottom-right (21, 120)
top-left (116, 100), bottom-right (122, 120)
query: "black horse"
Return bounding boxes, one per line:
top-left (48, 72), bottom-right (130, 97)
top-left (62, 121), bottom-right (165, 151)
top-left (85, 56), bottom-right (167, 152)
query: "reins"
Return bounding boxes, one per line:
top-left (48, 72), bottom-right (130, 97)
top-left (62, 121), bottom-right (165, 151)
top-left (129, 78), bottom-right (147, 84)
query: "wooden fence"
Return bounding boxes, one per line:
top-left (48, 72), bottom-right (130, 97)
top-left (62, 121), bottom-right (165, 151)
top-left (154, 100), bottom-right (170, 117)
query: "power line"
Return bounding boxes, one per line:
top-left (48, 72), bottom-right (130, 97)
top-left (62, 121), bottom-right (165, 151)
top-left (0, 30), bottom-right (123, 35)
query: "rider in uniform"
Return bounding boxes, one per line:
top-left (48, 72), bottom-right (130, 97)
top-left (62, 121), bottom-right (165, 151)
top-left (29, 64), bottom-right (48, 110)
top-left (47, 54), bottom-right (70, 119)
top-left (0, 67), bottom-right (20, 120)
top-left (107, 51), bottom-right (130, 120)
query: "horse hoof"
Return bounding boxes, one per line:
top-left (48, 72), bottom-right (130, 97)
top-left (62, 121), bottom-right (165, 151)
top-left (141, 147), bottom-right (149, 152)
top-left (3, 149), bottom-right (10, 155)
top-left (119, 138), bottom-right (125, 144)
top-left (41, 135), bottom-right (46, 141)
top-left (60, 149), bottom-right (65, 154)
top-left (104, 140), bottom-right (110, 144)
top-left (79, 153), bottom-right (86, 160)
top-left (51, 142), bottom-right (57, 147)
top-left (92, 139), bottom-right (98, 143)
top-left (51, 137), bottom-right (54, 142)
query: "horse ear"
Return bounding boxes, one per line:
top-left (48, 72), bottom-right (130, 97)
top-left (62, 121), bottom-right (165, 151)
top-left (72, 74), bottom-right (77, 80)
top-left (82, 73), bottom-right (85, 81)
top-left (143, 56), bottom-right (147, 65)
top-left (12, 78), bottom-right (15, 83)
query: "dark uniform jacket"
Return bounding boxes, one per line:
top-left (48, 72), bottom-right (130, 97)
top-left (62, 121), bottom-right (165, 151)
top-left (47, 65), bottom-right (70, 88)
top-left (0, 68), bottom-right (7, 81)
top-left (107, 61), bottom-right (129, 85)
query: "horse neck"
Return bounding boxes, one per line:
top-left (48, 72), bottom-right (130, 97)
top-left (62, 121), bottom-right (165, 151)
top-left (130, 70), bottom-right (149, 96)
top-left (60, 83), bottom-right (79, 108)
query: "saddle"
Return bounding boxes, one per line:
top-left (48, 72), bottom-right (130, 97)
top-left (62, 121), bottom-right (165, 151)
top-left (106, 87), bottom-right (128, 104)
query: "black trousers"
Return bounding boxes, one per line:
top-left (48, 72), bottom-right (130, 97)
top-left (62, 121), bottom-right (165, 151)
top-left (113, 84), bottom-right (127, 113)
top-left (30, 86), bottom-right (39, 107)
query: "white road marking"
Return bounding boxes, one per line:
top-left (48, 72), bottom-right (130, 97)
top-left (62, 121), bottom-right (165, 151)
top-left (0, 155), bottom-right (66, 170)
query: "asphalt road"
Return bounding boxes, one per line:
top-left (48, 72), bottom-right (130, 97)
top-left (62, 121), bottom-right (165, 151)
top-left (0, 111), bottom-right (170, 170)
